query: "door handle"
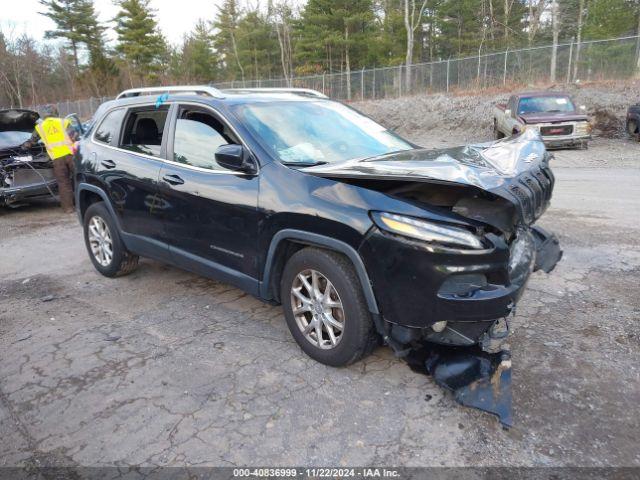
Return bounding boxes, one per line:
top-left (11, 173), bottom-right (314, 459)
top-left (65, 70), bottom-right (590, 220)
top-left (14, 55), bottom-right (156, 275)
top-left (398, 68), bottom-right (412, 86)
top-left (162, 173), bottom-right (185, 186)
top-left (101, 159), bottom-right (116, 169)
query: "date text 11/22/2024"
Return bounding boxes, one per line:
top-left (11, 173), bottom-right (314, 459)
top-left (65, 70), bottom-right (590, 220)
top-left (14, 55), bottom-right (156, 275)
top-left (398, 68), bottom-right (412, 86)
top-left (232, 468), bottom-right (401, 477)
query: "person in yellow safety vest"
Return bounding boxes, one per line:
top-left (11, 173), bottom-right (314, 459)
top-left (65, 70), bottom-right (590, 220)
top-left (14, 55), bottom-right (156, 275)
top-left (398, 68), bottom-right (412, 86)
top-left (22, 105), bottom-right (79, 213)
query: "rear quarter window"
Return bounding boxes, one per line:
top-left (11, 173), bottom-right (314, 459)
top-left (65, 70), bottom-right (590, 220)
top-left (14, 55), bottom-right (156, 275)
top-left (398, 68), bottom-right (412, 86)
top-left (94, 108), bottom-right (126, 145)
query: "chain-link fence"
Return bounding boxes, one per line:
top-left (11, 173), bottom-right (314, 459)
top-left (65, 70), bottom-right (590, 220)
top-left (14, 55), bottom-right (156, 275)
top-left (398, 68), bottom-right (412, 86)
top-left (34, 35), bottom-right (640, 118)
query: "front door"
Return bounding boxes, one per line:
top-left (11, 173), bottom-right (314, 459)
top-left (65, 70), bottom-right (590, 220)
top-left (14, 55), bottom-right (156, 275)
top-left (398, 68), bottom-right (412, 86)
top-left (157, 103), bottom-right (260, 292)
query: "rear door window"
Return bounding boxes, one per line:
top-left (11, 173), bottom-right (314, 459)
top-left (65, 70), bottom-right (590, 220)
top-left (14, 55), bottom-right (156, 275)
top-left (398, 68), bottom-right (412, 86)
top-left (94, 108), bottom-right (126, 145)
top-left (119, 106), bottom-right (169, 157)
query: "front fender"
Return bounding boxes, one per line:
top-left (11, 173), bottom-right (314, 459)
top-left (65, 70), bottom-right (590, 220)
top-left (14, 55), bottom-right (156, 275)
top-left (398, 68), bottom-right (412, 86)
top-left (259, 229), bottom-right (379, 315)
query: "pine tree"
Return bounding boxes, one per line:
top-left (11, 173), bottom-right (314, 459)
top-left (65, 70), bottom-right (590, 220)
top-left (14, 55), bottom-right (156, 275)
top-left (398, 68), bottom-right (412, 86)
top-left (236, 8), bottom-right (280, 80)
top-left (296, 0), bottom-right (375, 71)
top-left (39, 0), bottom-right (104, 71)
top-left (179, 20), bottom-right (218, 83)
top-left (212, 0), bottom-right (245, 82)
top-left (583, 0), bottom-right (636, 39)
top-left (114, 0), bottom-right (166, 84)
top-left (80, 0), bottom-right (117, 94)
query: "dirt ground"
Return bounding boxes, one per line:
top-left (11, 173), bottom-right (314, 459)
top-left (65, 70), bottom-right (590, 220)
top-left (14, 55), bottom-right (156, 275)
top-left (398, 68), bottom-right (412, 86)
top-left (1, 107), bottom-right (639, 468)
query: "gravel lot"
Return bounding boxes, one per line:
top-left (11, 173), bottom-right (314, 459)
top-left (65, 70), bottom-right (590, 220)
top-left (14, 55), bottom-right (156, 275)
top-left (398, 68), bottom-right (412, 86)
top-left (1, 101), bottom-right (639, 468)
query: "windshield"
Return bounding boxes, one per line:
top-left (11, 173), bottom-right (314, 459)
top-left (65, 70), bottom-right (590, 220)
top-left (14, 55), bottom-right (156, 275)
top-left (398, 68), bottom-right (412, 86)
top-left (0, 131), bottom-right (31, 150)
top-left (518, 96), bottom-right (575, 115)
top-left (232, 100), bottom-right (412, 165)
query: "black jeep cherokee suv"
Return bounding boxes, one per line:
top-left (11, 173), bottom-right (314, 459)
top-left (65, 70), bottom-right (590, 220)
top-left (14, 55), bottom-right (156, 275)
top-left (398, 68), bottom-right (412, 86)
top-left (75, 86), bottom-right (562, 367)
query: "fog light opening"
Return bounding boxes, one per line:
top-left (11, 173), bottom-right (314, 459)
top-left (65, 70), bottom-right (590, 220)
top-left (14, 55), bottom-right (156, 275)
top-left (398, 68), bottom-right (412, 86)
top-left (431, 320), bottom-right (448, 332)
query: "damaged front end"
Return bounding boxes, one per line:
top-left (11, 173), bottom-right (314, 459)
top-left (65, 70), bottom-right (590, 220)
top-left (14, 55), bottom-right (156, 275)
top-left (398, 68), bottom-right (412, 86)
top-left (0, 109), bottom-right (56, 207)
top-left (305, 129), bottom-right (563, 425)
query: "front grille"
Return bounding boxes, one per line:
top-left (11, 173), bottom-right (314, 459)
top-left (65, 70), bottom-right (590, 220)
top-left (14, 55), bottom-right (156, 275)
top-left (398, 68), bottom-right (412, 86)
top-left (508, 168), bottom-right (553, 225)
top-left (540, 124), bottom-right (573, 136)
top-left (509, 185), bottom-right (533, 224)
top-left (523, 177), bottom-right (544, 217)
top-left (533, 169), bottom-right (552, 201)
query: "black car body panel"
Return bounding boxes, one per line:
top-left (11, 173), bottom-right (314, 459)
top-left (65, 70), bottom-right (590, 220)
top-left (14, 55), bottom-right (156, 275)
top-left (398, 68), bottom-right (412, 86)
top-left (76, 92), bottom-right (562, 350)
top-left (0, 109), bottom-right (57, 206)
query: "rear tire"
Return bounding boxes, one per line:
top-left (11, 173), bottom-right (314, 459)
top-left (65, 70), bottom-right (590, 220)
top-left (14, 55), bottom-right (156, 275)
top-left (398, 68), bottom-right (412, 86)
top-left (83, 202), bottom-right (139, 277)
top-left (280, 247), bottom-right (377, 367)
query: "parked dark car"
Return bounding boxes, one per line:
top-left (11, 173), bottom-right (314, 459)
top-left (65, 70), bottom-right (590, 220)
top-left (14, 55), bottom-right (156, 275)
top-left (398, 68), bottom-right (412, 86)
top-left (0, 109), bottom-right (57, 207)
top-left (627, 102), bottom-right (640, 140)
top-left (75, 86), bottom-right (562, 367)
top-left (493, 91), bottom-right (591, 149)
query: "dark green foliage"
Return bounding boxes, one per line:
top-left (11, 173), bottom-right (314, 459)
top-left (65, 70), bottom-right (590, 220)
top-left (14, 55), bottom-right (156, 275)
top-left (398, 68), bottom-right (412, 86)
top-left (39, 0), bottom-right (103, 69)
top-left (39, 0), bottom-right (116, 95)
top-left (172, 20), bottom-right (219, 83)
top-left (114, 0), bottom-right (167, 83)
top-left (295, 0), bottom-right (376, 74)
top-left (212, 0), bottom-right (245, 80)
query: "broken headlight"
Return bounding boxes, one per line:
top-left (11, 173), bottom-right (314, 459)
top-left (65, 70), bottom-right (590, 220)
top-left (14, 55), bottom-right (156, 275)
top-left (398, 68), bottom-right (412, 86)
top-left (372, 212), bottom-right (484, 249)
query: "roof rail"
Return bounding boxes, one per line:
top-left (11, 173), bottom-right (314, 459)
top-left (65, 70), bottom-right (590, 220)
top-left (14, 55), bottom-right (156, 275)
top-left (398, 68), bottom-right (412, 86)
top-left (116, 85), bottom-right (224, 100)
top-left (222, 88), bottom-right (328, 98)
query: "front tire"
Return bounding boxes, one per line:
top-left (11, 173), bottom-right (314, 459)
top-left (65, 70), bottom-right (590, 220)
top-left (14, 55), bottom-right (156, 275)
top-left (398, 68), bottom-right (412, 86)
top-left (280, 247), bottom-right (377, 367)
top-left (83, 202), bottom-right (139, 277)
top-left (494, 120), bottom-right (505, 139)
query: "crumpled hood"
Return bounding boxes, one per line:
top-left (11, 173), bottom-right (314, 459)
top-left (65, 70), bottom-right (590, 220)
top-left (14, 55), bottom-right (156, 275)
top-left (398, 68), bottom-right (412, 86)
top-left (303, 129), bottom-right (549, 191)
top-left (0, 109), bottom-right (39, 133)
top-left (519, 112), bottom-right (588, 124)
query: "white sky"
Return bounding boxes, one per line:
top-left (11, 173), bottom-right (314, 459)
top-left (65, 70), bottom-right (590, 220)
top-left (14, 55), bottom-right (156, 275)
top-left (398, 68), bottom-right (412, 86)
top-left (2, 0), bottom-right (226, 46)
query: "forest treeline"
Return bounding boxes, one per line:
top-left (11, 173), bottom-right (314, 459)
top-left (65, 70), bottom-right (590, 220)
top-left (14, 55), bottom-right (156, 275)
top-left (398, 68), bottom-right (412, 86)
top-left (1, 0), bottom-right (639, 107)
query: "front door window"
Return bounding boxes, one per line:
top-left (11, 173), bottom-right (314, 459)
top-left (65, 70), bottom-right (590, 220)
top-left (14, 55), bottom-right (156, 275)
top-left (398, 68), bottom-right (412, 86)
top-left (173, 109), bottom-right (239, 170)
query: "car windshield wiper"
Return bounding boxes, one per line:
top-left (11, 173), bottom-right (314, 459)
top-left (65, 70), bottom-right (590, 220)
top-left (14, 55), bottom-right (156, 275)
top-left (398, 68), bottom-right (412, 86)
top-left (281, 160), bottom-right (329, 167)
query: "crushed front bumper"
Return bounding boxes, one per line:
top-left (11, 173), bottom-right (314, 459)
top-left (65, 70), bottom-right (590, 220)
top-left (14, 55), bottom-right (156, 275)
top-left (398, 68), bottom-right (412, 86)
top-left (0, 179), bottom-right (57, 206)
top-left (1, 165), bottom-right (57, 206)
top-left (360, 225), bottom-right (562, 347)
top-left (378, 225), bottom-right (561, 427)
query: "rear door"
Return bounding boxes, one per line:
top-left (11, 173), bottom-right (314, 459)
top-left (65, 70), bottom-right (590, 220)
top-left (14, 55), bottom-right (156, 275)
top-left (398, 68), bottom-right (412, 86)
top-left (157, 103), bottom-right (260, 291)
top-left (92, 104), bottom-right (171, 248)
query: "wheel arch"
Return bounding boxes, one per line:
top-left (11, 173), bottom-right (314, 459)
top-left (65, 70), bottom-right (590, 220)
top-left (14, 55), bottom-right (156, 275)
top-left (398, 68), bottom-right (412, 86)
top-left (260, 229), bottom-right (379, 315)
top-left (76, 183), bottom-right (121, 230)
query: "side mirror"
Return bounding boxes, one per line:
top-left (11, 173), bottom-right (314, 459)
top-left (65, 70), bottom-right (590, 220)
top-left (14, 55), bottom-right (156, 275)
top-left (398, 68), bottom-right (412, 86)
top-left (505, 109), bottom-right (512, 118)
top-left (579, 105), bottom-right (587, 111)
top-left (215, 144), bottom-right (256, 174)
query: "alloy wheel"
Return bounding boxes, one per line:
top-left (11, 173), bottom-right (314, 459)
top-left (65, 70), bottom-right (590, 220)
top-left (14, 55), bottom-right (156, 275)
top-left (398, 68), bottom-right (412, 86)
top-left (88, 216), bottom-right (113, 267)
top-left (290, 269), bottom-right (345, 349)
